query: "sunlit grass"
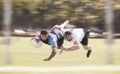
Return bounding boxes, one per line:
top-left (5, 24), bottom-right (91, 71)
top-left (0, 37), bottom-right (120, 74)
top-left (0, 37), bottom-right (120, 66)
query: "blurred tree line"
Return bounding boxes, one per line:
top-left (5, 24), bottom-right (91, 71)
top-left (0, 0), bottom-right (120, 33)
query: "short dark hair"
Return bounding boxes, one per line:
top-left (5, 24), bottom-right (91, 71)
top-left (40, 29), bottom-right (48, 35)
top-left (65, 31), bottom-right (72, 36)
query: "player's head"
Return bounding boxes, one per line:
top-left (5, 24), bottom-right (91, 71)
top-left (40, 29), bottom-right (48, 41)
top-left (64, 31), bottom-right (72, 41)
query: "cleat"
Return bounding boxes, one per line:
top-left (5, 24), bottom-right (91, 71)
top-left (86, 50), bottom-right (92, 58)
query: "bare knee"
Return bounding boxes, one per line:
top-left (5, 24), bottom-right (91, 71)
top-left (83, 45), bottom-right (88, 49)
top-left (83, 45), bottom-right (91, 50)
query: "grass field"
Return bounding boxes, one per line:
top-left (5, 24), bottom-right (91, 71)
top-left (0, 37), bottom-right (120, 74)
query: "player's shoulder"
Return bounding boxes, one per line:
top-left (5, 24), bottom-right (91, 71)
top-left (48, 33), bottom-right (53, 38)
top-left (49, 33), bottom-right (55, 36)
top-left (48, 33), bottom-right (56, 39)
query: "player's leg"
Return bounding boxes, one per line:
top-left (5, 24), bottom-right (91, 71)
top-left (81, 30), bottom-right (92, 58)
top-left (60, 20), bottom-right (69, 29)
top-left (82, 45), bottom-right (92, 58)
top-left (50, 20), bottom-right (69, 34)
top-left (56, 32), bottom-right (64, 54)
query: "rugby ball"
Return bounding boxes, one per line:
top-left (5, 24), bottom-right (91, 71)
top-left (30, 38), bottom-right (42, 47)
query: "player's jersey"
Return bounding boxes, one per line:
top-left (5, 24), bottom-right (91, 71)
top-left (50, 28), bottom-right (64, 47)
top-left (36, 28), bottom-right (64, 47)
top-left (70, 28), bottom-right (85, 43)
top-left (36, 33), bottom-right (57, 47)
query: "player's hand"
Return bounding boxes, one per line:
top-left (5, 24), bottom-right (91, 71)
top-left (35, 38), bottom-right (40, 43)
top-left (43, 58), bottom-right (50, 61)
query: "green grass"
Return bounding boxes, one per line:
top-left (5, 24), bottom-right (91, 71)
top-left (0, 37), bottom-right (120, 74)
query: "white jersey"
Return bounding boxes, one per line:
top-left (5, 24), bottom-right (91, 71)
top-left (70, 28), bottom-right (85, 43)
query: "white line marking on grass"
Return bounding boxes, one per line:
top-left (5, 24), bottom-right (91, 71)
top-left (0, 66), bottom-right (120, 72)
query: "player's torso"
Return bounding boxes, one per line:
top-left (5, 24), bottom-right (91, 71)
top-left (71, 28), bottom-right (85, 42)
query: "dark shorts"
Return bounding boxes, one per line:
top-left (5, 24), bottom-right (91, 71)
top-left (50, 30), bottom-right (64, 48)
top-left (57, 37), bottom-right (64, 48)
top-left (80, 30), bottom-right (90, 45)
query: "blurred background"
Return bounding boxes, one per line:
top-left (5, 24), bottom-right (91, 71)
top-left (0, 0), bottom-right (120, 35)
top-left (0, 0), bottom-right (120, 74)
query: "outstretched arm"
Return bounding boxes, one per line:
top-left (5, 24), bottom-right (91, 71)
top-left (62, 41), bottom-right (80, 51)
top-left (43, 46), bottom-right (57, 61)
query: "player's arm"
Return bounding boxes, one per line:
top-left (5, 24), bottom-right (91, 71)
top-left (49, 25), bottom-right (61, 32)
top-left (43, 37), bottom-right (57, 61)
top-left (43, 46), bottom-right (57, 61)
top-left (62, 41), bottom-right (80, 51)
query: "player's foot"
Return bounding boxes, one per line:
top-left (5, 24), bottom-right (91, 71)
top-left (86, 50), bottom-right (92, 58)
